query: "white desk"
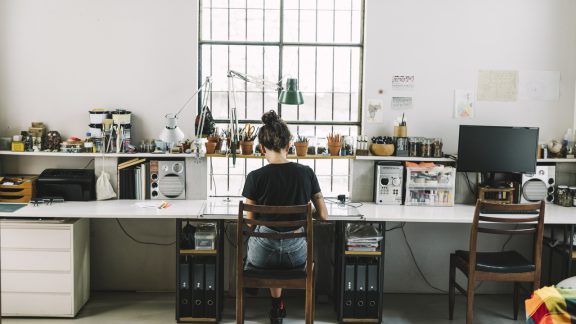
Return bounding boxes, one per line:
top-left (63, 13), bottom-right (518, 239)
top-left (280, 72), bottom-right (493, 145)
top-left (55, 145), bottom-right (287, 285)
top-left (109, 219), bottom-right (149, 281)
top-left (202, 198), bottom-right (362, 220)
top-left (358, 202), bottom-right (576, 224)
top-left (0, 200), bottom-right (206, 219)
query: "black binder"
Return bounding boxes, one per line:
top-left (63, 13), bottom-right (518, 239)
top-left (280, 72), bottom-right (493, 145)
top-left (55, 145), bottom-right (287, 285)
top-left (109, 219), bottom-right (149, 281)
top-left (179, 259), bottom-right (192, 317)
top-left (343, 263), bottom-right (355, 318)
top-left (366, 264), bottom-right (379, 318)
top-left (354, 264), bottom-right (367, 318)
top-left (191, 263), bottom-right (205, 317)
top-left (204, 263), bottom-right (217, 318)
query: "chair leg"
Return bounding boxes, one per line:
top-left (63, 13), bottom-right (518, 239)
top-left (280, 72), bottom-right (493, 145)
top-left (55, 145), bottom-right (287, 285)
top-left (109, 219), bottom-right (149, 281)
top-left (466, 275), bottom-right (475, 324)
top-left (305, 276), bottom-right (314, 324)
top-left (236, 283), bottom-right (244, 324)
top-left (513, 282), bottom-right (520, 320)
top-left (449, 254), bottom-right (456, 320)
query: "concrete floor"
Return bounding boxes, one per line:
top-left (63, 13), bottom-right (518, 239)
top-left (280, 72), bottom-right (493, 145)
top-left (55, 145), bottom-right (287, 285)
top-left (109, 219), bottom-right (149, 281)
top-left (3, 292), bottom-right (526, 324)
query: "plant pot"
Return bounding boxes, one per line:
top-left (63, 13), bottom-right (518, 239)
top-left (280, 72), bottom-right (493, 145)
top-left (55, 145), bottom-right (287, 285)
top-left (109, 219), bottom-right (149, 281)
top-left (328, 143), bottom-right (341, 156)
top-left (240, 141), bottom-right (254, 155)
top-left (205, 141), bottom-right (217, 154)
top-left (295, 142), bottom-right (309, 157)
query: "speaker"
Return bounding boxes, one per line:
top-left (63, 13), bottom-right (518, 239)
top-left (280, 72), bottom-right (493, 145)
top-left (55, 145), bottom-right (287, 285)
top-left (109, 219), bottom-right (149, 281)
top-left (521, 165), bottom-right (555, 203)
top-left (150, 160), bottom-right (186, 199)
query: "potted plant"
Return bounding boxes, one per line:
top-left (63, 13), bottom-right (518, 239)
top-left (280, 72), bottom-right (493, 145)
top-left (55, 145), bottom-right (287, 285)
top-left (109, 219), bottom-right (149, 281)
top-left (327, 132), bottom-right (342, 156)
top-left (239, 124), bottom-right (257, 155)
top-left (206, 131), bottom-right (220, 153)
top-left (294, 135), bottom-right (309, 157)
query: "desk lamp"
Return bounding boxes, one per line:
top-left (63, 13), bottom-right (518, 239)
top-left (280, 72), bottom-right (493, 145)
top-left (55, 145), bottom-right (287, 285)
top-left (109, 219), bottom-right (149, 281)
top-left (159, 77), bottom-right (212, 151)
top-left (227, 70), bottom-right (303, 165)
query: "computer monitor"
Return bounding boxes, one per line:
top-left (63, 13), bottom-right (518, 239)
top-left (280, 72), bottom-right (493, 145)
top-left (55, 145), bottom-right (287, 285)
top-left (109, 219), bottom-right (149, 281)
top-left (457, 125), bottom-right (539, 184)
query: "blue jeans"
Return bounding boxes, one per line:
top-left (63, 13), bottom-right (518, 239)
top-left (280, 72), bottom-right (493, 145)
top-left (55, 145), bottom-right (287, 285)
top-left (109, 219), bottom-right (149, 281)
top-left (247, 226), bottom-right (307, 269)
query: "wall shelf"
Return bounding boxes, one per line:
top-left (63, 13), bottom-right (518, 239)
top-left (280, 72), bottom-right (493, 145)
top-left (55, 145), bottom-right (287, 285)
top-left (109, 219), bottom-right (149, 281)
top-left (205, 154), bottom-right (355, 160)
top-left (355, 155), bottom-right (455, 162)
top-left (0, 151), bottom-right (198, 158)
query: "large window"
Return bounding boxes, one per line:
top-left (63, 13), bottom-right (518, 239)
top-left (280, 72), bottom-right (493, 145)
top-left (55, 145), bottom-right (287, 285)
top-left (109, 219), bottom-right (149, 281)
top-left (200, 0), bottom-right (364, 197)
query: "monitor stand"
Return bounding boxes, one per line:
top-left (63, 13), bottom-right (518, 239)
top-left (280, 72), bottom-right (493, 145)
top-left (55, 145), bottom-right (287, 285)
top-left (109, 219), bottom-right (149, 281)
top-left (480, 172), bottom-right (507, 188)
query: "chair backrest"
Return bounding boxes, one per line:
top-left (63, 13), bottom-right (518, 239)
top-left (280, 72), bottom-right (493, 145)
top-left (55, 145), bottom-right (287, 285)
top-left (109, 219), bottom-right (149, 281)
top-left (469, 200), bottom-right (545, 272)
top-left (236, 201), bottom-right (314, 272)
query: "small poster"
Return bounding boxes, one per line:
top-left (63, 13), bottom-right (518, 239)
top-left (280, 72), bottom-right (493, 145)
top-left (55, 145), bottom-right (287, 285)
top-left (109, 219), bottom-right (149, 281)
top-left (477, 70), bottom-right (518, 102)
top-left (392, 75), bottom-right (415, 90)
top-left (391, 96), bottom-right (413, 110)
top-left (454, 89), bottom-right (475, 119)
top-left (367, 99), bottom-right (384, 123)
top-left (518, 70), bottom-right (560, 101)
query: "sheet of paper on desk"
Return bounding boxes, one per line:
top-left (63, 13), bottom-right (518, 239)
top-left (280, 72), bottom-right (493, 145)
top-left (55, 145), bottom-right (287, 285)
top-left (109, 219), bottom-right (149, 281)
top-left (326, 202), bottom-right (362, 217)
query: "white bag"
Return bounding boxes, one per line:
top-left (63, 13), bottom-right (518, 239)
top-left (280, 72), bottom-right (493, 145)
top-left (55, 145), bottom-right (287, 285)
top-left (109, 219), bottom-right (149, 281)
top-left (96, 171), bottom-right (117, 200)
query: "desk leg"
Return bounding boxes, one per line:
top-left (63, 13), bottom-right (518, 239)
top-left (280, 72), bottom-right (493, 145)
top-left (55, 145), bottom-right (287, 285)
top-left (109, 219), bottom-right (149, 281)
top-left (548, 225), bottom-right (555, 285)
top-left (569, 225), bottom-right (574, 278)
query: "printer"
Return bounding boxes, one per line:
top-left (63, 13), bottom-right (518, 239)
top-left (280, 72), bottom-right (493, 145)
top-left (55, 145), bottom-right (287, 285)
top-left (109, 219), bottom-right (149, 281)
top-left (37, 169), bottom-right (96, 201)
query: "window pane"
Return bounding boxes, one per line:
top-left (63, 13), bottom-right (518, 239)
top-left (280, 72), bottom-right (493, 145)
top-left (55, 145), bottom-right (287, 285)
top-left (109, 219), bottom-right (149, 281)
top-left (230, 9), bottom-right (247, 41)
top-left (317, 0), bottom-right (333, 11)
top-left (211, 9), bottom-right (229, 41)
top-left (351, 9), bottom-right (362, 43)
top-left (283, 9), bottom-right (298, 42)
top-left (265, 0), bottom-right (280, 9)
top-left (334, 47), bottom-right (351, 92)
top-left (247, 0), bottom-right (263, 9)
top-left (247, 9), bottom-right (264, 41)
top-left (334, 11), bottom-right (352, 43)
top-left (264, 9), bottom-right (280, 41)
top-left (316, 93), bottom-right (333, 121)
top-left (299, 10), bottom-right (316, 43)
top-left (316, 47), bottom-right (333, 92)
top-left (333, 93), bottom-right (349, 122)
top-left (201, 7), bottom-right (212, 40)
top-left (317, 10), bottom-right (334, 43)
top-left (335, 0), bottom-right (352, 11)
top-left (211, 91), bottom-right (229, 120)
top-left (333, 159), bottom-right (349, 176)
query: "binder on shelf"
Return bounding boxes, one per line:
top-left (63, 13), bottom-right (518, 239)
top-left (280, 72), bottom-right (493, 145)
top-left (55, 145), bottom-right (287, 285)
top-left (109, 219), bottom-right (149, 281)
top-left (204, 263), bottom-right (217, 318)
top-left (191, 263), bottom-right (205, 318)
top-left (179, 259), bottom-right (192, 317)
top-left (366, 264), bottom-right (379, 318)
top-left (343, 263), bottom-right (355, 318)
top-left (354, 264), bottom-right (367, 318)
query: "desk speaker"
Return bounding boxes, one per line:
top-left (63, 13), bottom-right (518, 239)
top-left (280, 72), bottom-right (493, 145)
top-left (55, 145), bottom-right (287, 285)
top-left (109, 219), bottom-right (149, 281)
top-left (521, 165), bottom-right (555, 203)
top-left (150, 160), bottom-right (186, 200)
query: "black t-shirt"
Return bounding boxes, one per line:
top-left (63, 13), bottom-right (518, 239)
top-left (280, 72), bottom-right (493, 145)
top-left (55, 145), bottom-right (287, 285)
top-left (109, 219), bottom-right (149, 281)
top-left (242, 162), bottom-right (321, 232)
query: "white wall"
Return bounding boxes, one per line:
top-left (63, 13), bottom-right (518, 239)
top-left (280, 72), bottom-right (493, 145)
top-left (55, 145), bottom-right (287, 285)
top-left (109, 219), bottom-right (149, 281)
top-left (0, 0), bottom-right (199, 141)
top-left (1, 0), bottom-right (575, 294)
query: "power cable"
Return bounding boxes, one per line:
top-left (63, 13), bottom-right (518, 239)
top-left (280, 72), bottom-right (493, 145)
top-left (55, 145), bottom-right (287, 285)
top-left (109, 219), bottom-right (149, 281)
top-left (115, 218), bottom-right (175, 246)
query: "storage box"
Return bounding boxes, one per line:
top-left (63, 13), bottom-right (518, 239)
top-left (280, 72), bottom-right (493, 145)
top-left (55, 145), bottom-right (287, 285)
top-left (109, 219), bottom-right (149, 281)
top-left (194, 223), bottom-right (216, 250)
top-left (404, 166), bottom-right (456, 206)
top-left (0, 176), bottom-right (37, 203)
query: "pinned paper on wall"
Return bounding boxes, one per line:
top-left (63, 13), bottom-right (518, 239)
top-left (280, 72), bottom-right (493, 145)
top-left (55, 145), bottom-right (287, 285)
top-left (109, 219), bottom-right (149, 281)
top-left (391, 96), bottom-right (413, 110)
top-left (477, 70), bottom-right (518, 102)
top-left (454, 89), bottom-right (475, 119)
top-left (518, 70), bottom-right (560, 101)
top-left (367, 99), bottom-right (384, 123)
top-left (392, 75), bottom-right (415, 90)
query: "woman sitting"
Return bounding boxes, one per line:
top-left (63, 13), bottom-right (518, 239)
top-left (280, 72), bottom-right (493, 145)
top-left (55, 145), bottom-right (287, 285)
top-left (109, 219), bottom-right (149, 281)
top-left (241, 110), bottom-right (328, 324)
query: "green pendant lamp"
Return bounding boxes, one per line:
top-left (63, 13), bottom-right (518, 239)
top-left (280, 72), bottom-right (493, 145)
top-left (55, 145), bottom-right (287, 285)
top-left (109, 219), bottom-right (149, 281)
top-left (278, 78), bottom-right (304, 105)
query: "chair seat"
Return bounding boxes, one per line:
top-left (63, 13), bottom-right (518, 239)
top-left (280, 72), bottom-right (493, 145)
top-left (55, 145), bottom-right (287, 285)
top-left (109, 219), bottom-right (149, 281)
top-left (455, 250), bottom-right (535, 273)
top-left (243, 262), bottom-right (308, 279)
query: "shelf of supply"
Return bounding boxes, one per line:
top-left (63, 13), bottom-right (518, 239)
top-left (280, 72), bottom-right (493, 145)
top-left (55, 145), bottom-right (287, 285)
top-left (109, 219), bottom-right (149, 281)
top-left (205, 154), bottom-right (355, 159)
top-left (0, 151), bottom-right (199, 158)
top-left (344, 251), bottom-right (382, 256)
top-left (355, 155), bottom-right (455, 162)
top-left (179, 249), bottom-right (217, 255)
top-left (405, 184), bottom-right (454, 189)
top-left (537, 158), bottom-right (576, 163)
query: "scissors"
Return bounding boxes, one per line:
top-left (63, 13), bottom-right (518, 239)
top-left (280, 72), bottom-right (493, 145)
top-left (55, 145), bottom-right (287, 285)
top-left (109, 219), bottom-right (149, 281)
top-left (244, 124), bottom-right (255, 140)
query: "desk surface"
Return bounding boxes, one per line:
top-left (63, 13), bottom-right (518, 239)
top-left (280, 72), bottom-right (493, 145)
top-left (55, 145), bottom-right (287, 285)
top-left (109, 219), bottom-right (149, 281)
top-left (358, 202), bottom-right (575, 224)
top-left (0, 200), bottom-right (574, 224)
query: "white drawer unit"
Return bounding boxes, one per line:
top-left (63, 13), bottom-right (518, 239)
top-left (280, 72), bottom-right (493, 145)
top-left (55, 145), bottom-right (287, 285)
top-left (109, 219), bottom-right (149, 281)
top-left (0, 218), bottom-right (90, 317)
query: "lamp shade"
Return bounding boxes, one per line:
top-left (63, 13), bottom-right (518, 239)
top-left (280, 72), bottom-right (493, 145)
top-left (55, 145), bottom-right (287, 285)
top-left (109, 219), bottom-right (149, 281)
top-left (278, 78), bottom-right (304, 105)
top-left (159, 114), bottom-right (185, 144)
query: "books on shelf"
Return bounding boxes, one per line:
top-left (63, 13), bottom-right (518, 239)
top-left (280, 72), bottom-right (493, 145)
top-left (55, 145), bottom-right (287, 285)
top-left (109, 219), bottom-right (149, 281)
top-left (118, 158), bottom-right (149, 200)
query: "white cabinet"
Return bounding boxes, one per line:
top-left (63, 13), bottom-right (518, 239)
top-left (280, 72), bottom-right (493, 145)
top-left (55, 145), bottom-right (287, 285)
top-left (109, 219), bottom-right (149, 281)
top-left (1, 218), bottom-right (90, 317)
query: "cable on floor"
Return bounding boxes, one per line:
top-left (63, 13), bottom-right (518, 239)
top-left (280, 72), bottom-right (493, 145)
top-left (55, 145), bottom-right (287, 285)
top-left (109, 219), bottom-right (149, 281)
top-left (115, 218), bottom-right (175, 246)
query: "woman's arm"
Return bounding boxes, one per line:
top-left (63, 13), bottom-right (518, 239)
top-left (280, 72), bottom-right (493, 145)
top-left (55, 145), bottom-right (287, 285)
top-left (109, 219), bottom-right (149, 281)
top-left (311, 192), bottom-right (328, 221)
top-left (244, 198), bottom-right (257, 220)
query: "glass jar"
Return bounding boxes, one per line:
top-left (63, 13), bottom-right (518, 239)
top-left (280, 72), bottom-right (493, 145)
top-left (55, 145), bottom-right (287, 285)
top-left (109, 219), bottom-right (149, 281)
top-left (422, 138), bottom-right (432, 158)
top-left (557, 185), bottom-right (570, 207)
top-left (433, 138), bottom-right (443, 157)
top-left (570, 186), bottom-right (576, 207)
top-left (409, 137), bottom-right (422, 157)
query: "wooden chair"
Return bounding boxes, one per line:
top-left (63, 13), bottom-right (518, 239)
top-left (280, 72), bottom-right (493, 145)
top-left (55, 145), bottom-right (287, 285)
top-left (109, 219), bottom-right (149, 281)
top-left (236, 201), bottom-right (314, 324)
top-left (449, 200), bottom-right (545, 324)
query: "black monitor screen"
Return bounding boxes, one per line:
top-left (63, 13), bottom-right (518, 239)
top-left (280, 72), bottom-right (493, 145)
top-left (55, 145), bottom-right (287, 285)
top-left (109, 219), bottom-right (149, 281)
top-left (457, 125), bottom-right (539, 174)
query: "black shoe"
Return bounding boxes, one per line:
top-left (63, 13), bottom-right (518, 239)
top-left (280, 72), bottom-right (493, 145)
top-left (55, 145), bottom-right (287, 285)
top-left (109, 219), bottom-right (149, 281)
top-left (269, 305), bottom-right (286, 324)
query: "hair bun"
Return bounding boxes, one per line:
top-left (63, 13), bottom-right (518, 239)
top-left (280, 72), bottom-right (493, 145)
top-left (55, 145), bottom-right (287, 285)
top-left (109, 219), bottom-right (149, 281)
top-left (261, 110), bottom-right (280, 125)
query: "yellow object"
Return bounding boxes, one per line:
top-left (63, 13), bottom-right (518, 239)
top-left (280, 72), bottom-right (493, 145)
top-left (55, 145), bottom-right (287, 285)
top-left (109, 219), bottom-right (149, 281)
top-left (11, 141), bottom-right (24, 152)
top-left (370, 143), bottom-right (394, 156)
